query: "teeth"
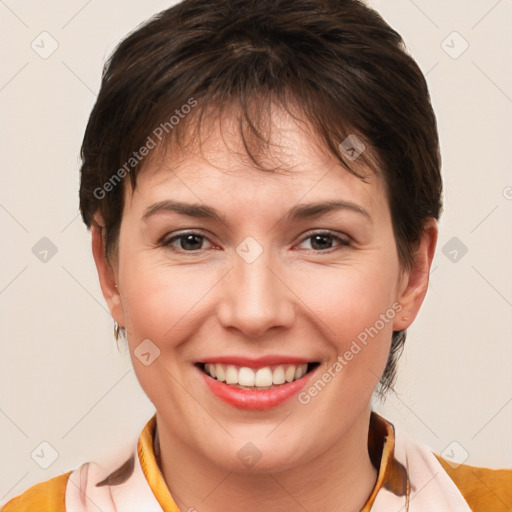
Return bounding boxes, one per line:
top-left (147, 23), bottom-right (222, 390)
top-left (203, 363), bottom-right (310, 388)
top-left (255, 367), bottom-right (273, 387)
top-left (225, 365), bottom-right (238, 384)
top-left (285, 366), bottom-right (296, 382)
top-left (295, 364), bottom-right (307, 380)
top-left (272, 365), bottom-right (285, 385)
top-left (216, 365), bottom-right (226, 382)
top-left (238, 367), bottom-right (255, 386)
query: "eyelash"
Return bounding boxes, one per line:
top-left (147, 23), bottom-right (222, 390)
top-left (160, 230), bottom-right (352, 254)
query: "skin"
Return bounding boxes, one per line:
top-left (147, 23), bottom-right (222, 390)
top-left (92, 106), bottom-right (437, 512)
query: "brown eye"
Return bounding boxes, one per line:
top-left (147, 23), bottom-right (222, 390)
top-left (163, 232), bottom-right (211, 252)
top-left (298, 231), bottom-right (351, 252)
top-left (310, 234), bottom-right (334, 251)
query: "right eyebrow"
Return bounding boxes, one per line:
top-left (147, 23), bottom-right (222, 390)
top-left (285, 200), bottom-right (371, 222)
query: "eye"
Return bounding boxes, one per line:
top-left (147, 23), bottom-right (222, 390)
top-left (297, 231), bottom-right (351, 252)
top-left (162, 231), bottom-right (213, 252)
top-left (160, 230), bottom-right (350, 254)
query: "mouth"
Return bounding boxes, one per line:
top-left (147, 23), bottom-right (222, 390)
top-left (195, 360), bottom-right (321, 409)
top-left (196, 362), bottom-right (320, 389)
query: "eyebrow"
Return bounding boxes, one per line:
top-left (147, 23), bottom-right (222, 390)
top-left (143, 200), bottom-right (226, 223)
top-left (286, 200), bottom-right (370, 221)
top-left (142, 199), bottom-right (370, 223)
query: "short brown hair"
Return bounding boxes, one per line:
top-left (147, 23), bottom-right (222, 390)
top-left (79, 0), bottom-right (442, 395)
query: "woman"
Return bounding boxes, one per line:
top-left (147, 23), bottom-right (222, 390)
top-left (3, 0), bottom-right (511, 510)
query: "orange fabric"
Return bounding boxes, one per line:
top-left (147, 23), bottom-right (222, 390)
top-left (2, 471), bottom-right (71, 512)
top-left (140, 412), bottom-right (411, 511)
top-left (137, 415), bottom-right (181, 511)
top-left (436, 455), bottom-right (512, 512)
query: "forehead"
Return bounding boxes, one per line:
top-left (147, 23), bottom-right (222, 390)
top-left (124, 106), bottom-right (387, 219)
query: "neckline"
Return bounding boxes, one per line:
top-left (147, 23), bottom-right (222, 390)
top-left (139, 411), bottom-right (407, 511)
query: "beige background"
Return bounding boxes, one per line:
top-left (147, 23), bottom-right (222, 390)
top-left (1, 0), bottom-right (511, 504)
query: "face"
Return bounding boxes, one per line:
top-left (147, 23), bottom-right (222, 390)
top-left (94, 107), bottom-right (432, 473)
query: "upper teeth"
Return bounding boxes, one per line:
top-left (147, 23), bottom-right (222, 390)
top-left (203, 363), bottom-right (308, 387)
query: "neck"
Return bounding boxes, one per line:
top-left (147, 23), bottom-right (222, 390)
top-left (155, 410), bottom-right (378, 512)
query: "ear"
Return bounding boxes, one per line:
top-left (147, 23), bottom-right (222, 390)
top-left (91, 216), bottom-right (125, 327)
top-left (393, 218), bottom-right (438, 331)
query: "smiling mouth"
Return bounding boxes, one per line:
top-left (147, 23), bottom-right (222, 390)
top-left (196, 362), bottom-right (320, 390)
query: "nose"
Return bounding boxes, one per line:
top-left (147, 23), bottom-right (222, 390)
top-left (216, 246), bottom-right (296, 338)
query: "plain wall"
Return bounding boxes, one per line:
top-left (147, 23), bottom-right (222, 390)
top-left (1, 0), bottom-right (511, 504)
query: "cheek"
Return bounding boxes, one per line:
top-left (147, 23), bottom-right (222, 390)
top-left (290, 253), bottom-right (400, 404)
top-left (295, 256), bottom-right (400, 345)
top-left (117, 257), bottom-right (218, 410)
top-left (120, 260), bottom-right (219, 345)
top-left (295, 266), bottom-right (398, 421)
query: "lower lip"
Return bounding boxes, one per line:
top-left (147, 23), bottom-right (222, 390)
top-left (199, 366), bottom-right (317, 410)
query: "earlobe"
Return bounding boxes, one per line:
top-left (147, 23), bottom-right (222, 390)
top-left (393, 219), bottom-right (438, 331)
top-left (91, 223), bottom-right (125, 326)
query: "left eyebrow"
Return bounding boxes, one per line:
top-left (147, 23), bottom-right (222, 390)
top-left (142, 200), bottom-right (226, 223)
top-left (142, 199), bottom-right (371, 224)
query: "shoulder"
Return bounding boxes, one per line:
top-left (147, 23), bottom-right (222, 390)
top-left (1, 471), bottom-right (72, 512)
top-left (376, 413), bottom-right (512, 511)
top-left (435, 454), bottom-right (512, 512)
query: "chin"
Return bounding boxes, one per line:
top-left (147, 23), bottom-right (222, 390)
top-left (198, 428), bottom-right (313, 474)
top-left (215, 446), bottom-right (305, 474)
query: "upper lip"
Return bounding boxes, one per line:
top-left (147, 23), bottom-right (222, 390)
top-left (197, 355), bottom-right (317, 368)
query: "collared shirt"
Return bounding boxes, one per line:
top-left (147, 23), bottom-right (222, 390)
top-left (2, 412), bottom-right (511, 511)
